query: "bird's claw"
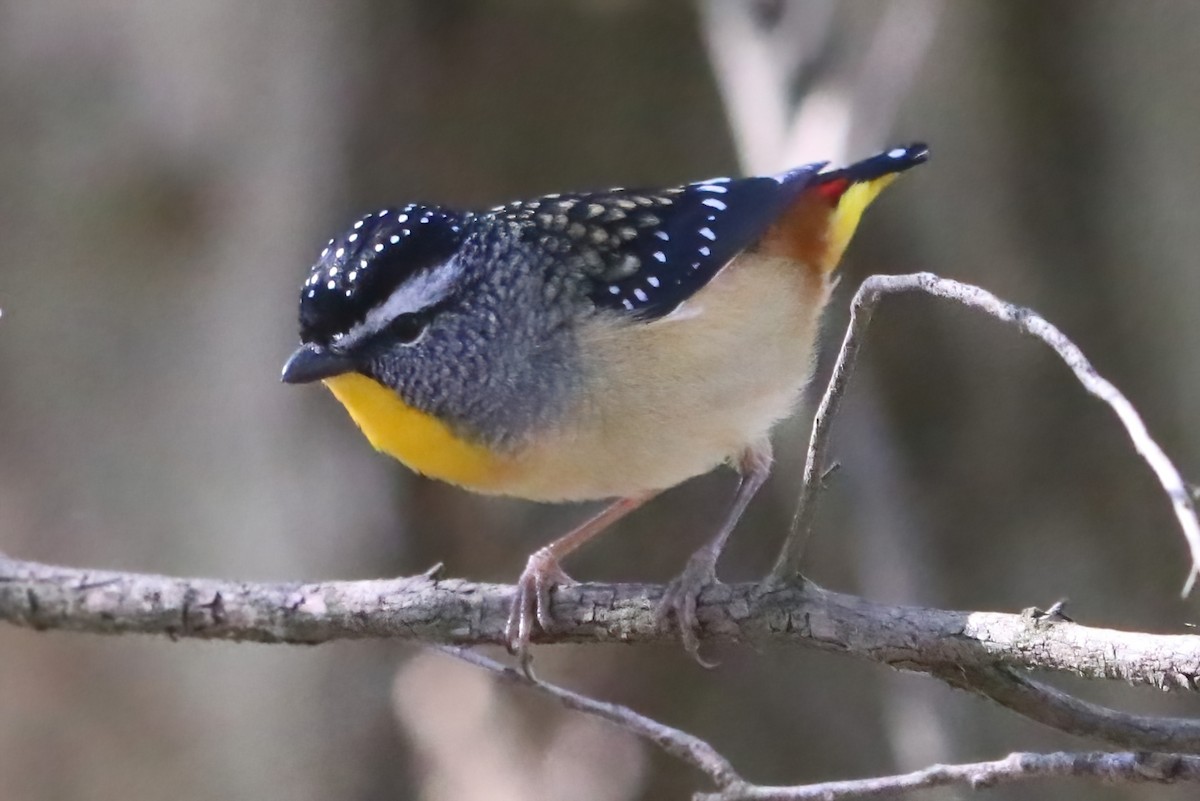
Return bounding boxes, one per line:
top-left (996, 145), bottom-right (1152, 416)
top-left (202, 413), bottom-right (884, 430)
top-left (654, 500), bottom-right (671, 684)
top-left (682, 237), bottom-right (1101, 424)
top-left (657, 548), bottom-right (721, 668)
top-left (505, 548), bottom-right (573, 671)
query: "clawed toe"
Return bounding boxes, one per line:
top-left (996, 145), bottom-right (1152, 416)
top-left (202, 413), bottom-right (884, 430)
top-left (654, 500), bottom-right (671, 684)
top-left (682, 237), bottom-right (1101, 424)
top-left (505, 548), bottom-right (573, 668)
top-left (657, 550), bottom-right (721, 668)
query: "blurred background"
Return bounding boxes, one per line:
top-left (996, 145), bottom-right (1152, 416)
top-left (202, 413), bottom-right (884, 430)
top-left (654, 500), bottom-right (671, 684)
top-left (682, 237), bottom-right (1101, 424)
top-left (2, 1), bottom-right (1200, 799)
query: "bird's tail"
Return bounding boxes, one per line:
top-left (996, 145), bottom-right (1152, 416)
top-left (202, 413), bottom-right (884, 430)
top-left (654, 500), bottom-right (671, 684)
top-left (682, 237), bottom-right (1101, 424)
top-left (764, 143), bottom-right (928, 274)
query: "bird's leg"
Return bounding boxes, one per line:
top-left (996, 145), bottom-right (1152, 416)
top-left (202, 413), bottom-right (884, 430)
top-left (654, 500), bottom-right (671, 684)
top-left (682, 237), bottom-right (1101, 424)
top-left (657, 442), bottom-right (773, 665)
top-left (506, 494), bottom-right (651, 668)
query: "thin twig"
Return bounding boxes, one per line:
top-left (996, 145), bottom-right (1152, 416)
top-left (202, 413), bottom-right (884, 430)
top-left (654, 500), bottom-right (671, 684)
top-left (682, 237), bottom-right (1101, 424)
top-left (437, 648), bottom-right (1200, 799)
top-left (937, 665), bottom-right (1200, 754)
top-left (437, 646), bottom-right (742, 790)
top-left (771, 273), bottom-right (1200, 593)
top-left (693, 751), bottom-right (1200, 801)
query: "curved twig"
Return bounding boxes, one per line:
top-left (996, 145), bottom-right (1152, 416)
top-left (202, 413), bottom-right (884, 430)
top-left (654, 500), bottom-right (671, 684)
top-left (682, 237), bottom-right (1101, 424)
top-left (693, 751), bottom-right (1200, 801)
top-left (772, 273), bottom-right (1200, 594)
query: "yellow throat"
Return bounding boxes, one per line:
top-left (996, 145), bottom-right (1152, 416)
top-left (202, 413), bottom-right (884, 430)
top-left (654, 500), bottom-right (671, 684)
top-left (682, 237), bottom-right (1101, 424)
top-left (322, 372), bottom-right (511, 490)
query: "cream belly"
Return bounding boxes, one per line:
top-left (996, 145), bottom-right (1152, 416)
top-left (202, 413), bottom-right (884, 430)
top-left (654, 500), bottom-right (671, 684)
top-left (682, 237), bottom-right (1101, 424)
top-left (504, 253), bottom-right (831, 501)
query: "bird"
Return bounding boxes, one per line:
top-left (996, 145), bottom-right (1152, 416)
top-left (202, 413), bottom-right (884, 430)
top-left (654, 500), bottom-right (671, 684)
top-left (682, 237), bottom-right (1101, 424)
top-left (282, 143), bottom-right (928, 665)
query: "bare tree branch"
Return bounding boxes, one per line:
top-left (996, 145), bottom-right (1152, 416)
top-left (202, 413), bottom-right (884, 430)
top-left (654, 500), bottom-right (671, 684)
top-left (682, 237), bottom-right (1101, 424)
top-left (437, 648), bottom-right (1200, 800)
top-left (939, 665), bottom-right (1200, 754)
top-left (5, 549), bottom-right (1200, 757)
top-left (437, 646), bottom-right (743, 790)
top-left (3, 554), bottom-right (1195, 687)
top-left (771, 272), bottom-right (1200, 591)
top-left (699, 0), bottom-right (943, 171)
top-left (693, 751), bottom-right (1200, 801)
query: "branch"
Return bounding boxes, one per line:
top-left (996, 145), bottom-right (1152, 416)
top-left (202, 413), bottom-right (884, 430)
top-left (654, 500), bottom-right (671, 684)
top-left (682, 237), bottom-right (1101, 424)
top-left (5, 552), bottom-right (1200, 751)
top-left (437, 647), bottom-right (1200, 800)
top-left (437, 646), bottom-right (743, 789)
top-left (771, 273), bottom-right (1200, 592)
top-left (693, 751), bottom-right (1200, 801)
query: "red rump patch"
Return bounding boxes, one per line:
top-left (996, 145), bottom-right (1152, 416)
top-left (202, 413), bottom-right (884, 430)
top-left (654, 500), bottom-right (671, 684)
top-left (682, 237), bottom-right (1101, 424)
top-left (814, 177), bottom-right (851, 204)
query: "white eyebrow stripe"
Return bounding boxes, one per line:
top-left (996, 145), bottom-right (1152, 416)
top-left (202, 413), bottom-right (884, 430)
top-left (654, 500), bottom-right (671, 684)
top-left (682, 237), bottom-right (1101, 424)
top-left (339, 255), bottom-right (462, 347)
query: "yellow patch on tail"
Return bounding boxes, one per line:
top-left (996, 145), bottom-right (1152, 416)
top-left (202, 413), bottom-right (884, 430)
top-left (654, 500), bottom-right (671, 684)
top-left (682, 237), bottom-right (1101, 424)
top-left (757, 145), bottom-right (923, 275)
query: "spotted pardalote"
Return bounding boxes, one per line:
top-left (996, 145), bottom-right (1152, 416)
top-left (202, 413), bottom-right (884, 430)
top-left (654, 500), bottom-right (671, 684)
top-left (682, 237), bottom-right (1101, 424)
top-left (283, 143), bottom-right (928, 663)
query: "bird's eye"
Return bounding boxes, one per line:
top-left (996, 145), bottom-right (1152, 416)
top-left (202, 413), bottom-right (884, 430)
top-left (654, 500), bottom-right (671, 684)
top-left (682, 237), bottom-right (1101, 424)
top-left (387, 311), bottom-right (430, 345)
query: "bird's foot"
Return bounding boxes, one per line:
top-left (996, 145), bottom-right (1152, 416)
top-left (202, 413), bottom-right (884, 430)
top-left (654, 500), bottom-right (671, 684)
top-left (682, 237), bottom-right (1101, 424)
top-left (656, 546), bottom-right (721, 668)
top-left (505, 547), bottom-right (573, 673)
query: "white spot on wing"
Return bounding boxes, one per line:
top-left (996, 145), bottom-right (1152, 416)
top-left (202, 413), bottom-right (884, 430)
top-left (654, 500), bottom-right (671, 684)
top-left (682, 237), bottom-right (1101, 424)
top-left (699, 227), bottom-right (716, 240)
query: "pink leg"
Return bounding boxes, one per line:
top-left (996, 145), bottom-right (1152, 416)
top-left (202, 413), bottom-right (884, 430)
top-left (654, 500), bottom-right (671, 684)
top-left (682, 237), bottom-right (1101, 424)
top-left (506, 494), bottom-right (653, 667)
top-left (657, 442), bottom-right (773, 665)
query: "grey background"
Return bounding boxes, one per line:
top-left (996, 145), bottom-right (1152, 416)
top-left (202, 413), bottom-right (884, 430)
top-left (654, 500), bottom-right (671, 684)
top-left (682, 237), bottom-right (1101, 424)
top-left (2, 2), bottom-right (1199, 799)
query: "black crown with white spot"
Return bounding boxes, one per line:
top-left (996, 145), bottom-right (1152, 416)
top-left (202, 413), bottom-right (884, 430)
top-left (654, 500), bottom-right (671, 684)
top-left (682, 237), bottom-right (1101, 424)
top-left (297, 144), bottom-right (928, 340)
top-left (299, 204), bottom-right (466, 345)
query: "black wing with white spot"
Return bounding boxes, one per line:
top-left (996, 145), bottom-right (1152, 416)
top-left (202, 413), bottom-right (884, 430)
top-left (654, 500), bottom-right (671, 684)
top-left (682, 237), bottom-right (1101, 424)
top-left (490, 163), bottom-right (826, 320)
top-left (299, 205), bottom-right (467, 345)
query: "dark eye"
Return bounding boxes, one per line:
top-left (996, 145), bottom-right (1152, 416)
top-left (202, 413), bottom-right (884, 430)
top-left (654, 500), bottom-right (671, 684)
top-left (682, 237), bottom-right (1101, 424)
top-left (387, 311), bottom-right (430, 345)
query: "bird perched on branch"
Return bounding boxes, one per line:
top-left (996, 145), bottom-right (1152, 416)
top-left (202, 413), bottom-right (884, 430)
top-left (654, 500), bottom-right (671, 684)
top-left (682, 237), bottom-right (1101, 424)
top-left (282, 143), bottom-right (928, 665)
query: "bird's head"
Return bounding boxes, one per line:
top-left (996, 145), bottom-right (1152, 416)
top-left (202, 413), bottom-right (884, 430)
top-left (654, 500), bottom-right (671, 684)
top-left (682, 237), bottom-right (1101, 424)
top-left (281, 204), bottom-right (471, 387)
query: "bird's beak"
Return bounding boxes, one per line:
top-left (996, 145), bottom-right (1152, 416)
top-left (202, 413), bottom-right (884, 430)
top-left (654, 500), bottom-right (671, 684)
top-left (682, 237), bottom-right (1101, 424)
top-left (281, 343), bottom-right (354, 384)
